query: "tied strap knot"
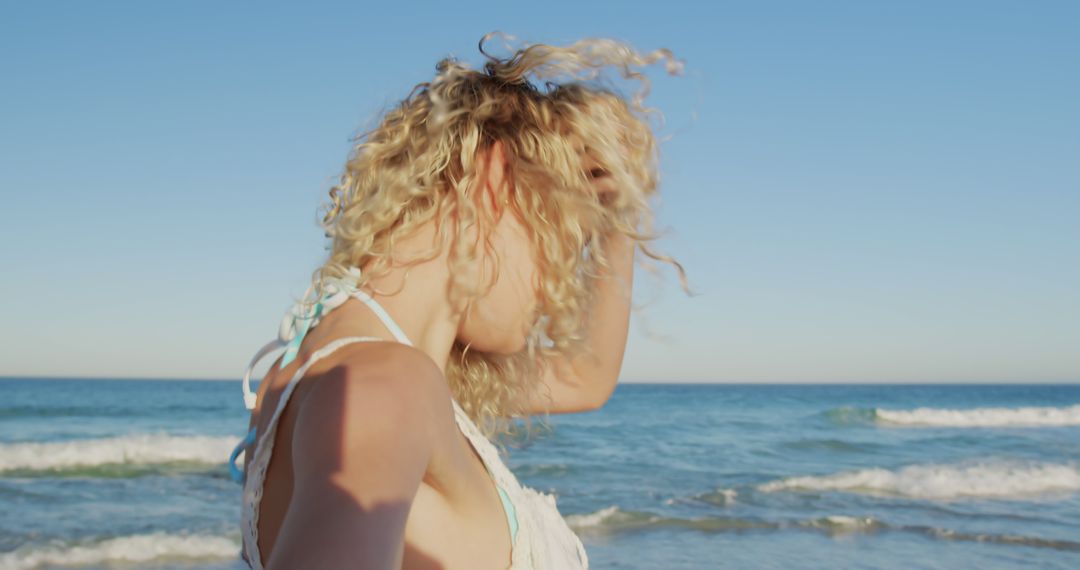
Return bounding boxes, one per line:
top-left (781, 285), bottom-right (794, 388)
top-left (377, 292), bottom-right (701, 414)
top-left (231, 267), bottom-right (365, 484)
top-left (277, 266), bottom-right (364, 368)
top-left (240, 267), bottom-right (363, 411)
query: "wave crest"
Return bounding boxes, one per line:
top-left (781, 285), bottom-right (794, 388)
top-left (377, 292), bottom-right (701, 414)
top-left (561, 506), bottom-right (1080, 551)
top-left (0, 434), bottom-right (241, 476)
top-left (565, 506), bottom-right (776, 535)
top-left (758, 460), bottom-right (1080, 499)
top-left (875, 404), bottom-right (1080, 427)
top-left (0, 532), bottom-right (240, 570)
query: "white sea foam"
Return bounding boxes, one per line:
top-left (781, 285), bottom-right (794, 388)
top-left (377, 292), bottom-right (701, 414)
top-left (0, 532), bottom-right (240, 570)
top-left (758, 460), bottom-right (1080, 499)
top-left (669, 487), bottom-right (738, 507)
top-left (875, 404), bottom-right (1080, 427)
top-left (564, 506), bottom-right (623, 528)
top-left (820, 515), bottom-right (870, 527)
top-left (704, 488), bottom-right (738, 504)
top-left (801, 515), bottom-right (883, 534)
top-left (0, 433), bottom-right (241, 473)
top-left (564, 506), bottom-right (775, 535)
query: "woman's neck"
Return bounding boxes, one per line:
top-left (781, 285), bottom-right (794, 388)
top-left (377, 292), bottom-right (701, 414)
top-left (304, 220), bottom-right (464, 377)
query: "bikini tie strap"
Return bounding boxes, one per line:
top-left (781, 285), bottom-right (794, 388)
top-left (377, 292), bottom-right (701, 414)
top-left (240, 267), bottom-right (363, 410)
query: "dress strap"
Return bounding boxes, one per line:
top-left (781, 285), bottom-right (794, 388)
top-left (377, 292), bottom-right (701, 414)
top-left (238, 336), bottom-right (388, 481)
top-left (348, 289), bottom-right (414, 346)
top-left (242, 339), bottom-right (285, 410)
top-left (232, 270), bottom-right (417, 485)
top-left (239, 334), bottom-right (398, 569)
top-left (239, 267), bottom-right (413, 411)
top-left (265, 336), bottom-right (389, 441)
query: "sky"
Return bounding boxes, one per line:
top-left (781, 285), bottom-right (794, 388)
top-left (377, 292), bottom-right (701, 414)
top-left (1, 1), bottom-right (1077, 383)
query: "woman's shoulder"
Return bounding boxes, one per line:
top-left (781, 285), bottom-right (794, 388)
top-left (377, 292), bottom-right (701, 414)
top-left (335, 340), bottom-right (450, 410)
top-left (292, 340), bottom-right (453, 458)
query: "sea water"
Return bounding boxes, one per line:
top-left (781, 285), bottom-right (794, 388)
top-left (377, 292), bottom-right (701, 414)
top-left (1, 379), bottom-right (1078, 569)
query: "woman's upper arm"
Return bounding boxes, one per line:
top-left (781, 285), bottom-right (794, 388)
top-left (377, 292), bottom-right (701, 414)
top-left (264, 359), bottom-right (439, 570)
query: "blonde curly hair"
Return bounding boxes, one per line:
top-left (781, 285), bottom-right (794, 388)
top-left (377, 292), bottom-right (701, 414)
top-left (306, 33), bottom-right (690, 436)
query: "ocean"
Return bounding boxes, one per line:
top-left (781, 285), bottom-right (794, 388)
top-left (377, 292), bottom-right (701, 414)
top-left (1, 379), bottom-right (1078, 569)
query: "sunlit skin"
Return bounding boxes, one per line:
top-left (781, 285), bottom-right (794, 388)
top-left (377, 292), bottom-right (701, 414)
top-left (242, 141), bottom-right (634, 569)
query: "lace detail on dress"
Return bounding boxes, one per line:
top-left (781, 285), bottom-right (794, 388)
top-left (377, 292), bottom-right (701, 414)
top-left (449, 400), bottom-right (590, 569)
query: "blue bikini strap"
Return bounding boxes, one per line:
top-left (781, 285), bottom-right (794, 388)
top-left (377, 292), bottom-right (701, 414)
top-left (228, 426), bottom-right (257, 484)
top-left (240, 268), bottom-right (366, 411)
top-left (231, 267), bottom-right (416, 485)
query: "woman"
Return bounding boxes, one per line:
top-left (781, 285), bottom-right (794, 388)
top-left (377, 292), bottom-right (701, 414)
top-left (229, 33), bottom-right (687, 569)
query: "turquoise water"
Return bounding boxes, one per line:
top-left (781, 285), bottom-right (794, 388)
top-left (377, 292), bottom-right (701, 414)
top-left (2, 379), bottom-right (1079, 569)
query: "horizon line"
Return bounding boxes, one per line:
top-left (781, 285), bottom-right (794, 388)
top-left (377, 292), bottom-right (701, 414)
top-left (2, 375), bottom-right (1078, 385)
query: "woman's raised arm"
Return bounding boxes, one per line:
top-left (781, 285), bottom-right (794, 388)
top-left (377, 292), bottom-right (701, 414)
top-left (532, 231), bottom-right (636, 414)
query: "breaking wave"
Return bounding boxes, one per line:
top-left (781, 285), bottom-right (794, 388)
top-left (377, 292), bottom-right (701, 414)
top-left (565, 506), bottom-right (777, 534)
top-left (561, 506), bottom-right (1080, 551)
top-left (0, 531), bottom-right (241, 570)
top-left (758, 460), bottom-right (1080, 499)
top-left (0, 434), bottom-right (242, 477)
top-left (875, 404), bottom-right (1080, 427)
top-left (824, 404), bottom-right (1080, 428)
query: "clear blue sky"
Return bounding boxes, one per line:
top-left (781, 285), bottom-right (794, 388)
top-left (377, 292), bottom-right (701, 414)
top-left (1, 1), bottom-right (1077, 382)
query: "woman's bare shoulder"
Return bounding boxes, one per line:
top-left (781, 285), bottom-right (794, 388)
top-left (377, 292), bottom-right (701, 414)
top-left (293, 341), bottom-right (453, 456)
top-left (336, 341), bottom-right (450, 407)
